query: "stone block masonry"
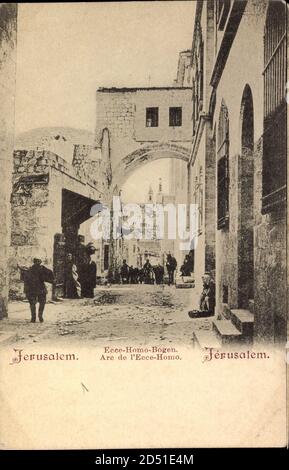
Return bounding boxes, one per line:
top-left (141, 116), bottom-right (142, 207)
top-left (10, 145), bottom-right (110, 300)
top-left (253, 137), bottom-right (287, 343)
top-left (0, 4), bottom-right (17, 317)
top-left (95, 87), bottom-right (192, 175)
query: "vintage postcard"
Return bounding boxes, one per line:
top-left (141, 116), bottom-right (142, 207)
top-left (0, 1), bottom-right (287, 449)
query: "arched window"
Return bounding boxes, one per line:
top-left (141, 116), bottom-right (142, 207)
top-left (217, 100), bottom-right (229, 229)
top-left (262, 0), bottom-right (287, 213)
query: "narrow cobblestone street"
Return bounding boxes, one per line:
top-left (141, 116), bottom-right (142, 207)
top-left (0, 285), bottom-right (211, 348)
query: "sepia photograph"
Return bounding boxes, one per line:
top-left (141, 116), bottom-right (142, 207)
top-left (0, 1), bottom-right (287, 450)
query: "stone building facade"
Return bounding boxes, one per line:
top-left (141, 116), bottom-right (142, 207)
top-left (95, 86), bottom-right (192, 190)
top-left (95, 86), bottom-right (192, 279)
top-left (0, 4), bottom-right (17, 318)
top-left (2, 1), bottom-right (286, 345)
top-left (10, 128), bottom-right (111, 299)
top-left (168, 158), bottom-right (188, 270)
top-left (188, 0), bottom-right (287, 344)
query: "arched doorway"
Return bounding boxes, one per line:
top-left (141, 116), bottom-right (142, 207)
top-left (238, 85), bottom-right (254, 308)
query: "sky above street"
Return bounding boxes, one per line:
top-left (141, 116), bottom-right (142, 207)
top-left (15, 1), bottom-right (195, 134)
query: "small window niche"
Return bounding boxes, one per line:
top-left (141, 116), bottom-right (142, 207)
top-left (146, 107), bottom-right (159, 127)
top-left (169, 107), bottom-right (182, 127)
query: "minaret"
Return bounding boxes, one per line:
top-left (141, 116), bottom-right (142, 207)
top-left (156, 178), bottom-right (163, 204)
top-left (148, 184), bottom-right (154, 203)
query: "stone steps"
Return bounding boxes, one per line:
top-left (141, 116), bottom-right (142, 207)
top-left (192, 328), bottom-right (221, 350)
top-left (192, 305), bottom-right (255, 349)
top-left (212, 319), bottom-right (242, 345)
top-left (230, 309), bottom-right (254, 342)
top-left (175, 276), bottom-right (194, 289)
top-left (175, 283), bottom-right (194, 289)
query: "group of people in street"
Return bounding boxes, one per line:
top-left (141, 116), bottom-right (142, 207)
top-left (120, 253), bottom-right (178, 286)
top-left (120, 261), bottom-right (142, 284)
top-left (20, 245), bottom-right (215, 323)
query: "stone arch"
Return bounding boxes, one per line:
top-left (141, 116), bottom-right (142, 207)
top-left (238, 84), bottom-right (254, 307)
top-left (111, 142), bottom-right (190, 193)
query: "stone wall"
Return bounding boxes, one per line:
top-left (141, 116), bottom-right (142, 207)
top-left (168, 158), bottom-right (188, 269)
top-left (95, 90), bottom-right (136, 172)
top-left (73, 144), bottom-right (109, 199)
top-left (10, 147), bottom-right (110, 299)
top-left (204, 123), bottom-right (216, 278)
top-left (134, 89), bottom-right (192, 143)
top-left (10, 150), bottom-right (54, 299)
top-left (185, 0), bottom-right (216, 309)
top-left (213, 0), bottom-right (264, 314)
top-left (15, 127), bottom-right (94, 165)
top-left (189, 120), bottom-right (216, 308)
top-left (189, 131), bottom-right (206, 306)
top-left (253, 138), bottom-right (287, 343)
top-left (95, 87), bottom-right (192, 174)
top-left (215, 150), bottom-right (239, 314)
top-left (0, 4), bottom-right (17, 316)
top-left (211, 0), bottom-right (287, 342)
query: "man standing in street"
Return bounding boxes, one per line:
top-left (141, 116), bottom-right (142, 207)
top-left (166, 253), bottom-right (177, 286)
top-left (120, 259), bottom-right (129, 284)
top-left (143, 258), bottom-right (153, 284)
top-left (22, 257), bottom-right (54, 323)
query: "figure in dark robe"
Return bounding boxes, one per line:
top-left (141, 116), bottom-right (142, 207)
top-left (166, 254), bottom-right (177, 286)
top-left (180, 255), bottom-right (192, 277)
top-left (79, 244), bottom-right (97, 298)
top-left (143, 259), bottom-right (153, 284)
top-left (80, 260), bottom-right (97, 297)
top-left (154, 263), bottom-right (164, 284)
top-left (138, 268), bottom-right (144, 284)
top-left (64, 253), bottom-right (80, 299)
top-left (20, 258), bottom-right (54, 323)
top-left (128, 265), bottom-right (135, 284)
top-left (133, 267), bottom-right (139, 284)
top-left (120, 260), bottom-right (129, 284)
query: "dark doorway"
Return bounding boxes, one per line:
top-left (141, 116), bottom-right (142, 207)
top-left (53, 189), bottom-right (100, 297)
